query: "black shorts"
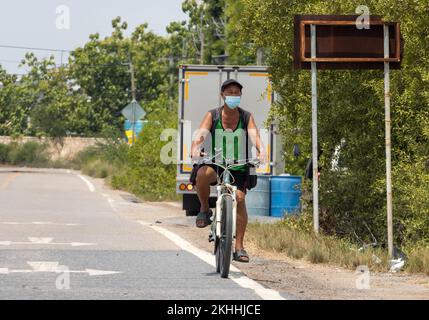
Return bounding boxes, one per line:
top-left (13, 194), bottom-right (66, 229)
top-left (199, 164), bottom-right (248, 193)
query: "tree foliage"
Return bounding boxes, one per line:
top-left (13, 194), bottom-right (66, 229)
top-left (238, 0), bottom-right (429, 247)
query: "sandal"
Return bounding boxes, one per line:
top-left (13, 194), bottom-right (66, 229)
top-left (196, 210), bottom-right (212, 228)
top-left (233, 248), bottom-right (250, 263)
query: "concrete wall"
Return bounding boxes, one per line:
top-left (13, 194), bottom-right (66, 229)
top-left (0, 136), bottom-right (100, 161)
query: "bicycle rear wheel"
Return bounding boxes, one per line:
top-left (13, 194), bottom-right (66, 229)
top-left (215, 194), bottom-right (233, 278)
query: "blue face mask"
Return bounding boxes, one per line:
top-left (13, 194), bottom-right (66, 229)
top-left (225, 96), bottom-right (241, 109)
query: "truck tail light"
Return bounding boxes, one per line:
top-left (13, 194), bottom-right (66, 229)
top-left (186, 184), bottom-right (193, 191)
top-left (179, 184), bottom-right (186, 191)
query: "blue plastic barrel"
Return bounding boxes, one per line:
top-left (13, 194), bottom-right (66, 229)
top-left (246, 175), bottom-right (270, 216)
top-left (270, 176), bottom-right (302, 217)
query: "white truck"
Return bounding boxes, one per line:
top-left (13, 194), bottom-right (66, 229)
top-left (176, 64), bottom-right (284, 215)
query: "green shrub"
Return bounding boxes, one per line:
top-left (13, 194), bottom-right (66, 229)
top-left (113, 95), bottom-right (179, 201)
top-left (81, 158), bottom-right (115, 179)
top-left (72, 127), bottom-right (130, 171)
top-left (390, 160), bottom-right (429, 248)
top-left (71, 146), bottom-right (101, 170)
top-left (0, 143), bottom-right (11, 163)
top-left (6, 141), bottom-right (50, 166)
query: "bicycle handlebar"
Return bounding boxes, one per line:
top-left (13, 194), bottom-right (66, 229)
top-left (195, 156), bottom-right (260, 170)
top-left (192, 148), bottom-right (261, 177)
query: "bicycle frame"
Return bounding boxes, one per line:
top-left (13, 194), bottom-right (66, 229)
top-left (195, 149), bottom-right (259, 249)
top-left (213, 156), bottom-right (241, 241)
top-left (215, 183), bottom-right (237, 240)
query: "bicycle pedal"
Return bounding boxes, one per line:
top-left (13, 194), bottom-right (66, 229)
top-left (208, 231), bottom-right (215, 242)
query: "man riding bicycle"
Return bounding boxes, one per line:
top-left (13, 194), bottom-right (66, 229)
top-left (190, 79), bottom-right (266, 263)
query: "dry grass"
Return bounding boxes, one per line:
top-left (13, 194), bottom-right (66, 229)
top-left (246, 222), bottom-right (391, 272)
top-left (81, 159), bottom-right (116, 179)
top-left (405, 246), bottom-right (429, 275)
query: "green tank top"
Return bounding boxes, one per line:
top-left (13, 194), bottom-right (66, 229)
top-left (212, 115), bottom-right (247, 172)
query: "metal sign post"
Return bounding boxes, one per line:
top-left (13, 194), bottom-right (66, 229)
top-left (311, 24), bottom-right (319, 234)
top-left (384, 25), bottom-right (394, 258)
top-left (121, 100), bottom-right (146, 146)
top-left (130, 59), bottom-right (137, 145)
top-left (294, 15), bottom-right (401, 255)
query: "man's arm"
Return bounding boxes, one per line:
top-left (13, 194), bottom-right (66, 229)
top-left (190, 112), bottom-right (213, 160)
top-left (247, 114), bottom-right (267, 162)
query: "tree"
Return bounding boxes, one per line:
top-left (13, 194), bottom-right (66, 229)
top-left (70, 17), bottom-right (171, 133)
top-left (18, 53), bottom-right (92, 138)
top-left (174, 0), bottom-right (254, 65)
top-left (239, 0), bottom-right (429, 246)
top-left (0, 66), bottom-right (26, 136)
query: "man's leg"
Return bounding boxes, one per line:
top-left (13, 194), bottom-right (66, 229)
top-left (235, 189), bottom-right (248, 252)
top-left (195, 165), bottom-right (217, 213)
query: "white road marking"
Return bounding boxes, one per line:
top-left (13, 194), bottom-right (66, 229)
top-left (0, 237), bottom-right (96, 247)
top-left (138, 221), bottom-right (286, 300)
top-left (0, 261), bottom-right (121, 276)
top-left (28, 261), bottom-right (59, 272)
top-left (77, 174), bottom-right (95, 192)
top-left (101, 192), bottom-right (117, 211)
top-left (27, 237), bottom-right (53, 244)
top-left (0, 222), bottom-right (69, 226)
top-left (85, 269), bottom-right (122, 276)
top-left (0, 221), bottom-right (80, 226)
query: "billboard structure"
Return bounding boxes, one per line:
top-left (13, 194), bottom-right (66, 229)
top-left (294, 15), bottom-right (402, 258)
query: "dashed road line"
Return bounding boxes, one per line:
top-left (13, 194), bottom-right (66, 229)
top-left (0, 221), bottom-right (80, 226)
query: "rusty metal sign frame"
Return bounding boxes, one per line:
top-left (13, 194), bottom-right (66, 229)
top-left (294, 15), bottom-right (403, 70)
top-left (299, 20), bottom-right (401, 63)
top-left (293, 15), bottom-right (400, 258)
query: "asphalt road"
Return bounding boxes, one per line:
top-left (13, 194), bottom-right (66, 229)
top-left (0, 167), bottom-right (287, 300)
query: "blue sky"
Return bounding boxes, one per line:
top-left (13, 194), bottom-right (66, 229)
top-left (0, 0), bottom-right (188, 74)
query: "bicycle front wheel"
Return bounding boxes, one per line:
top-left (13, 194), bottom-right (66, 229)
top-left (215, 194), bottom-right (233, 278)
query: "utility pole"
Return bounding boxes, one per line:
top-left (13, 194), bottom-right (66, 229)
top-left (384, 25), bottom-right (393, 258)
top-left (224, 0), bottom-right (228, 64)
top-left (200, 11), bottom-right (205, 65)
top-left (169, 55), bottom-right (174, 110)
top-left (256, 48), bottom-right (264, 66)
top-left (196, 0), bottom-right (205, 65)
top-left (310, 24), bottom-right (319, 235)
top-left (129, 55), bottom-right (137, 145)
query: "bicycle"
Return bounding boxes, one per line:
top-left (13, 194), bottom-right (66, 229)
top-left (195, 149), bottom-right (260, 278)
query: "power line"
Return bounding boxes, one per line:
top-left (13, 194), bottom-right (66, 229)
top-left (0, 59), bottom-right (23, 64)
top-left (0, 44), bottom-right (72, 53)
